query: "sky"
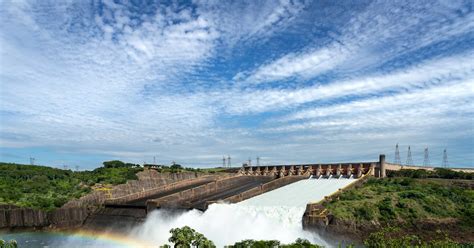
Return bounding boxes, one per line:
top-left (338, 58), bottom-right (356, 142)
top-left (0, 0), bottom-right (473, 169)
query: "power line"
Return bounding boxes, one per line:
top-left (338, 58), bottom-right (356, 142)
top-left (406, 146), bottom-right (413, 166)
top-left (394, 143), bottom-right (401, 164)
top-left (423, 147), bottom-right (430, 167)
top-left (442, 149), bottom-right (449, 168)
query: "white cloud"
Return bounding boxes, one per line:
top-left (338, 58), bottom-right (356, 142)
top-left (240, 1), bottom-right (474, 84)
top-left (0, 1), bottom-right (472, 167)
top-left (220, 52), bottom-right (474, 114)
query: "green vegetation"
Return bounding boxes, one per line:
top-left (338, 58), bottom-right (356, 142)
top-left (164, 227), bottom-right (468, 248)
top-left (387, 168), bottom-right (474, 180)
top-left (0, 239), bottom-right (17, 248)
top-left (168, 226), bottom-right (215, 248)
top-left (102, 160), bottom-right (140, 168)
top-left (324, 177), bottom-right (474, 226)
top-left (144, 163), bottom-right (209, 173)
top-left (229, 238), bottom-right (324, 248)
top-left (0, 162), bottom-right (143, 210)
top-left (166, 226), bottom-right (325, 248)
top-left (364, 227), bottom-right (472, 248)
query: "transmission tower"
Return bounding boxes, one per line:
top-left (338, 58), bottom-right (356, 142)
top-left (222, 156), bottom-right (226, 168)
top-left (75, 165), bottom-right (79, 171)
top-left (248, 158), bottom-right (252, 167)
top-left (227, 155), bottom-right (231, 168)
top-left (442, 149), bottom-right (449, 168)
top-left (406, 146), bottom-right (413, 165)
top-left (394, 143), bottom-right (401, 164)
top-left (29, 157), bottom-right (35, 165)
top-left (423, 148), bottom-right (430, 167)
top-left (256, 156), bottom-right (260, 166)
top-left (63, 165), bottom-right (68, 170)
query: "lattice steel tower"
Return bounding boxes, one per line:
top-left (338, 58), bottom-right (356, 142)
top-left (442, 149), bottom-right (449, 168)
top-left (227, 155), bottom-right (231, 168)
top-left (394, 143), bottom-right (401, 164)
top-left (222, 156), bottom-right (226, 168)
top-left (406, 146), bottom-right (413, 165)
top-left (423, 148), bottom-right (430, 167)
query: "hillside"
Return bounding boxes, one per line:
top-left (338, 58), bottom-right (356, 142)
top-left (322, 169), bottom-right (474, 243)
top-left (0, 162), bottom-right (144, 210)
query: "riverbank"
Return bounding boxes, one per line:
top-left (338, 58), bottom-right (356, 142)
top-left (317, 175), bottom-right (474, 243)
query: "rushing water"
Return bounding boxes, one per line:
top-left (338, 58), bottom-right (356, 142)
top-left (2, 178), bottom-right (357, 247)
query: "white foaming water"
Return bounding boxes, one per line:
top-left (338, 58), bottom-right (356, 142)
top-left (130, 178), bottom-right (357, 247)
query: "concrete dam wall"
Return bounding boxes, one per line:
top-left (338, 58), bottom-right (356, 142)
top-left (83, 175), bottom-right (287, 230)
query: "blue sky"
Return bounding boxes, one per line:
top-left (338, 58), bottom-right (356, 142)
top-left (0, 0), bottom-right (473, 169)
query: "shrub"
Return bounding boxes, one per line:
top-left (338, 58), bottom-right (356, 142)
top-left (377, 197), bottom-right (396, 221)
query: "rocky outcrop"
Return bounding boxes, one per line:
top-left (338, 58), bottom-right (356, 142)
top-left (82, 207), bottom-right (146, 232)
top-left (0, 204), bottom-right (91, 230)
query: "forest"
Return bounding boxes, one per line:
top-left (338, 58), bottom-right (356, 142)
top-left (0, 162), bottom-right (143, 210)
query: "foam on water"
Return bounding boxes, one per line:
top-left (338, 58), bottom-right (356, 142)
top-left (130, 178), bottom-right (357, 247)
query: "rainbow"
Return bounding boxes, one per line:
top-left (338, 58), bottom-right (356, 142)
top-left (43, 230), bottom-right (155, 248)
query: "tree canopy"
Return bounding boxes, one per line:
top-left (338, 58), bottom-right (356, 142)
top-left (168, 226), bottom-right (215, 248)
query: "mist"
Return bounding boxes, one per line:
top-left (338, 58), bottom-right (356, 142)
top-left (130, 204), bottom-right (325, 247)
top-left (129, 178), bottom-right (357, 247)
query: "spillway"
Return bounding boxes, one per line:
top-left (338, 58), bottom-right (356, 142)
top-left (240, 177), bottom-right (357, 207)
top-left (130, 178), bottom-right (357, 247)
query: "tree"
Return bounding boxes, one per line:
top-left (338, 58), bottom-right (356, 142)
top-left (103, 160), bottom-right (126, 168)
top-left (0, 239), bottom-right (18, 248)
top-left (168, 226), bottom-right (215, 248)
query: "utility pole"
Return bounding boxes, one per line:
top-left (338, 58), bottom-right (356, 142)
top-left (222, 156), bottom-right (226, 168)
top-left (423, 148), bottom-right (430, 167)
top-left (227, 155), bottom-right (231, 168)
top-left (442, 149), bottom-right (449, 168)
top-left (256, 156), bottom-right (260, 166)
top-left (394, 143), bottom-right (401, 164)
top-left (406, 146), bottom-right (413, 166)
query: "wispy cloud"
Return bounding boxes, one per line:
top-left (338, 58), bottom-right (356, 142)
top-left (220, 53), bottom-right (474, 114)
top-left (239, 1), bottom-right (474, 84)
top-left (0, 0), bottom-right (472, 167)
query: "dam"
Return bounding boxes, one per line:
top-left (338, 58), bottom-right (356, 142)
top-left (82, 155), bottom-right (383, 231)
top-left (4, 154), bottom-right (447, 247)
top-left (131, 177), bottom-right (358, 247)
top-left (1, 155), bottom-right (389, 247)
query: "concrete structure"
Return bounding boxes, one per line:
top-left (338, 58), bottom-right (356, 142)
top-left (5, 154), bottom-right (472, 231)
top-left (237, 156), bottom-right (386, 178)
